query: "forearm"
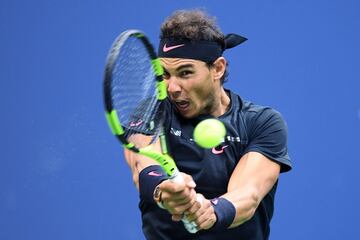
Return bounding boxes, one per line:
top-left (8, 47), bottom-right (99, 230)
top-left (123, 148), bottom-right (161, 190)
top-left (218, 152), bottom-right (280, 228)
top-left (222, 187), bottom-right (260, 228)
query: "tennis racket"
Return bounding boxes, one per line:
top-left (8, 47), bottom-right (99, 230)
top-left (103, 29), bottom-right (198, 233)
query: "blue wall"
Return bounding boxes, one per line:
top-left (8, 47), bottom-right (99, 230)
top-left (1, 0), bottom-right (359, 239)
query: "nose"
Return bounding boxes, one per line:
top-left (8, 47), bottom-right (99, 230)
top-left (166, 77), bottom-right (181, 98)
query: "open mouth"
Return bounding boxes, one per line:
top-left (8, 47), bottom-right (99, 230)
top-left (174, 100), bottom-right (190, 111)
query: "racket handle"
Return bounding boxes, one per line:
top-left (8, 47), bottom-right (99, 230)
top-left (170, 173), bottom-right (199, 233)
top-left (182, 218), bottom-right (198, 233)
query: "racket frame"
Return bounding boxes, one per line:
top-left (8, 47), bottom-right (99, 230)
top-left (103, 29), bottom-right (198, 233)
top-left (103, 30), bottom-right (178, 178)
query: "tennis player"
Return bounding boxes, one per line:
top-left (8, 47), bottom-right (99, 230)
top-left (124, 9), bottom-right (292, 240)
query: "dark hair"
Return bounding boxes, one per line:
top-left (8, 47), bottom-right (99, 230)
top-left (160, 9), bottom-right (229, 84)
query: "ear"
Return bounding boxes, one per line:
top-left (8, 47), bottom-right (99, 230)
top-left (211, 57), bottom-right (226, 83)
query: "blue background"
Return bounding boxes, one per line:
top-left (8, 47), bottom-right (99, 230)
top-left (1, 0), bottom-right (359, 239)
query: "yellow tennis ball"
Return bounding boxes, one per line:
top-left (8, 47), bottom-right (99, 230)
top-left (193, 119), bottom-right (226, 148)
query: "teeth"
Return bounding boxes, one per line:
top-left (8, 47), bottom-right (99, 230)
top-left (173, 99), bottom-right (189, 109)
top-left (175, 100), bottom-right (188, 108)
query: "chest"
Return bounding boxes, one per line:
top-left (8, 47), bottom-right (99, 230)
top-left (166, 117), bottom-right (248, 198)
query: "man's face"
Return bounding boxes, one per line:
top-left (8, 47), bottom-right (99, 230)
top-left (160, 58), bottom-right (218, 119)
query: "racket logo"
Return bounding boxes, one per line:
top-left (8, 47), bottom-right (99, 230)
top-left (163, 43), bottom-right (185, 52)
top-left (129, 120), bottom-right (143, 127)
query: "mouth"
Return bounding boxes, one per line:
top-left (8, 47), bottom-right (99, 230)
top-left (173, 100), bottom-right (190, 112)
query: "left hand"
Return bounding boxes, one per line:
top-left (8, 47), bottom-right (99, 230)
top-left (172, 194), bottom-right (217, 230)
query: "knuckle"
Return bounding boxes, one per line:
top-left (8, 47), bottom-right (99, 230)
top-left (173, 206), bottom-right (183, 214)
top-left (186, 214), bottom-right (195, 222)
top-left (195, 217), bottom-right (204, 227)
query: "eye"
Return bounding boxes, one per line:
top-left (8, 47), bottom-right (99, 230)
top-left (179, 70), bottom-right (193, 78)
top-left (162, 71), bottom-right (170, 80)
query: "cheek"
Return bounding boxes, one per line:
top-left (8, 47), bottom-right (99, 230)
top-left (194, 85), bottom-right (212, 99)
top-left (190, 78), bottom-right (214, 105)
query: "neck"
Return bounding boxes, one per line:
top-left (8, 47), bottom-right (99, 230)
top-left (210, 87), bottom-right (230, 117)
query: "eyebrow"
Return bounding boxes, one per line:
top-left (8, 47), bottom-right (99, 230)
top-left (176, 64), bottom-right (194, 71)
top-left (163, 63), bottom-right (195, 73)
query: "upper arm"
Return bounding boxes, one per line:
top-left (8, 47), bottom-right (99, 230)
top-left (221, 107), bottom-right (290, 226)
top-left (244, 108), bottom-right (292, 173)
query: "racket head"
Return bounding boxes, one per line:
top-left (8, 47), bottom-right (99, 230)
top-left (104, 30), bottom-right (165, 147)
top-left (103, 29), bottom-right (178, 176)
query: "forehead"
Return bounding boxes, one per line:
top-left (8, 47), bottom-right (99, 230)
top-left (160, 58), bottom-right (204, 70)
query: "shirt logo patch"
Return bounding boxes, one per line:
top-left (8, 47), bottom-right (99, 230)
top-left (170, 128), bottom-right (182, 136)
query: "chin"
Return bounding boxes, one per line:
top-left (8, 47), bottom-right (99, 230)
top-left (178, 112), bottom-right (193, 119)
top-left (178, 109), bottom-right (197, 119)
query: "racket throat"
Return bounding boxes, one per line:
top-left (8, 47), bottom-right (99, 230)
top-left (139, 147), bottom-right (178, 177)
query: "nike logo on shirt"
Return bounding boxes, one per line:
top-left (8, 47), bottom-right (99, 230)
top-left (211, 145), bottom-right (229, 155)
top-left (162, 43), bottom-right (185, 52)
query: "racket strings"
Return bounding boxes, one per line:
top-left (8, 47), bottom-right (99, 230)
top-left (110, 36), bottom-right (162, 145)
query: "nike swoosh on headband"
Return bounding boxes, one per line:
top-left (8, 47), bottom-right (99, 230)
top-left (163, 43), bottom-right (185, 52)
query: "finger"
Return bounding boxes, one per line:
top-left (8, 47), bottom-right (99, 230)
top-left (175, 189), bottom-right (200, 214)
top-left (184, 200), bottom-right (201, 218)
top-left (180, 173), bottom-right (196, 188)
top-left (159, 179), bottom-right (186, 193)
top-left (194, 201), bottom-right (216, 230)
top-left (194, 209), bottom-right (212, 228)
top-left (185, 193), bottom-right (203, 215)
top-left (198, 214), bottom-right (216, 230)
top-left (171, 201), bottom-right (196, 215)
top-left (161, 187), bottom-right (196, 204)
top-left (186, 204), bottom-right (205, 222)
top-left (187, 197), bottom-right (212, 225)
top-left (161, 193), bottom-right (193, 206)
top-left (171, 214), bottom-right (182, 222)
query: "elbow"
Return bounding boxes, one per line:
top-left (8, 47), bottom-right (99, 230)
top-left (133, 175), bottom-right (139, 189)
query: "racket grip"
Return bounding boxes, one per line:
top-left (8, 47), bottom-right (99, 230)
top-left (182, 218), bottom-right (198, 233)
top-left (170, 173), bottom-right (200, 234)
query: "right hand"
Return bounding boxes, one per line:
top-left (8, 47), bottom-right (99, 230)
top-left (182, 193), bottom-right (217, 230)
